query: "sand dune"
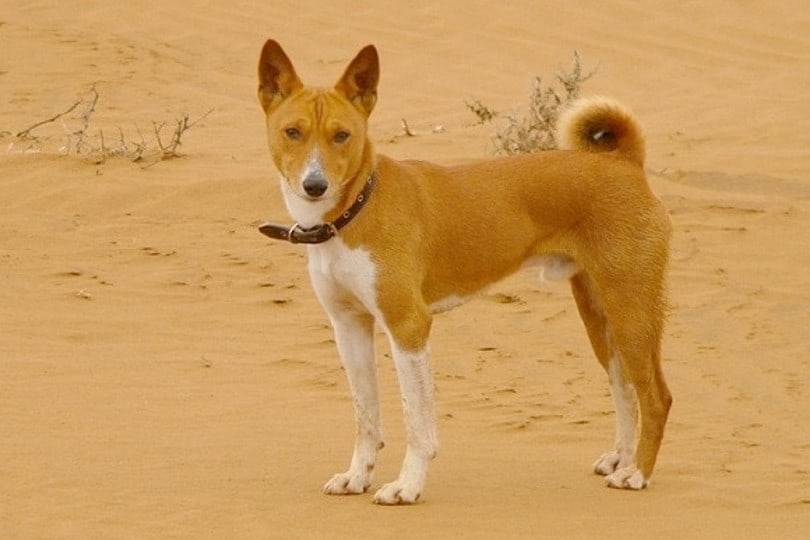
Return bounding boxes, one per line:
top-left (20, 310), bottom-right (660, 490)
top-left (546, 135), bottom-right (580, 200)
top-left (1, 1), bottom-right (809, 538)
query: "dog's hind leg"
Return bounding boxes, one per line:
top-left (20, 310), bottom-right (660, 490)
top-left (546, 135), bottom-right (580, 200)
top-left (571, 273), bottom-right (638, 477)
top-left (596, 277), bottom-right (672, 489)
top-left (606, 331), bottom-right (671, 489)
top-left (321, 306), bottom-right (384, 495)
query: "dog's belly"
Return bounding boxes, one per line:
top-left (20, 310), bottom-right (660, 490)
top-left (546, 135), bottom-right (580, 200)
top-left (426, 255), bottom-right (578, 314)
top-left (524, 254), bottom-right (580, 281)
top-left (428, 295), bottom-right (472, 314)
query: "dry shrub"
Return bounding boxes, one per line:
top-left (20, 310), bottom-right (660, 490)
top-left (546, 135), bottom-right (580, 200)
top-left (5, 85), bottom-right (212, 167)
top-left (467, 52), bottom-right (595, 154)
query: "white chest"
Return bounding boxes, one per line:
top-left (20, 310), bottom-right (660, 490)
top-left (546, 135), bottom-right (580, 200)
top-left (307, 239), bottom-right (380, 315)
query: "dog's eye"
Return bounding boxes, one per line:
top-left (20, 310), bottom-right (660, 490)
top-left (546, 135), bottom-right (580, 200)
top-left (284, 127), bottom-right (301, 140)
top-left (333, 130), bottom-right (350, 144)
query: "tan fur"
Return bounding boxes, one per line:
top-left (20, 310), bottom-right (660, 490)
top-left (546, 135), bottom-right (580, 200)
top-left (258, 40), bottom-right (672, 498)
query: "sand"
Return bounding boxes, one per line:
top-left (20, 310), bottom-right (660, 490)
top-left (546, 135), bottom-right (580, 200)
top-left (1, 1), bottom-right (809, 538)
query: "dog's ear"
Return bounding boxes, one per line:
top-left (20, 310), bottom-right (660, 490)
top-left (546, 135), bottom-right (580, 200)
top-left (258, 39), bottom-right (303, 114)
top-left (334, 45), bottom-right (379, 116)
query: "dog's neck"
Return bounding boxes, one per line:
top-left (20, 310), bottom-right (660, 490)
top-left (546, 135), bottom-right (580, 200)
top-left (322, 167), bottom-right (377, 226)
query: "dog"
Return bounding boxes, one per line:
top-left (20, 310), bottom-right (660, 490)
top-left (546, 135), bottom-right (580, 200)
top-left (257, 40), bottom-right (672, 505)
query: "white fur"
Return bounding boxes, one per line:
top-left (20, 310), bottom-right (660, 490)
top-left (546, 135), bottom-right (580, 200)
top-left (321, 300), bottom-right (382, 495)
top-left (307, 240), bottom-right (379, 311)
top-left (524, 254), bottom-right (580, 281)
top-left (280, 177), bottom-right (334, 229)
top-left (300, 149), bottom-right (329, 190)
top-left (594, 355), bottom-right (639, 476)
top-left (429, 294), bottom-right (471, 314)
top-left (373, 343), bottom-right (437, 505)
top-left (606, 466), bottom-right (648, 490)
top-left (301, 149), bottom-right (324, 182)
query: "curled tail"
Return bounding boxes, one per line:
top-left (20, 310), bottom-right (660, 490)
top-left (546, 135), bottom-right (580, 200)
top-left (556, 96), bottom-right (645, 167)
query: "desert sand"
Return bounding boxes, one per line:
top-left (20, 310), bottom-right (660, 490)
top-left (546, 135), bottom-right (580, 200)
top-left (1, 1), bottom-right (808, 538)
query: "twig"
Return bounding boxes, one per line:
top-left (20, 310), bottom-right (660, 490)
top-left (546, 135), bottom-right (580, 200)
top-left (185, 108), bottom-right (213, 130)
top-left (98, 128), bottom-right (106, 161)
top-left (154, 108), bottom-right (213, 160)
top-left (401, 118), bottom-right (415, 137)
top-left (72, 86), bottom-right (99, 153)
top-left (16, 99), bottom-right (82, 139)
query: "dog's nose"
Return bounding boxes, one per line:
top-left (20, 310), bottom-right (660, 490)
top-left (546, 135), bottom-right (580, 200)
top-left (302, 172), bottom-right (328, 198)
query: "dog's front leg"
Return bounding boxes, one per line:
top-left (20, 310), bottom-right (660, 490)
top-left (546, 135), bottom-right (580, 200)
top-left (322, 307), bottom-right (383, 495)
top-left (373, 342), bottom-right (438, 505)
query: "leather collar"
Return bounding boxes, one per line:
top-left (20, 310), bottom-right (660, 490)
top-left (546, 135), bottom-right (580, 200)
top-left (259, 172), bottom-right (377, 244)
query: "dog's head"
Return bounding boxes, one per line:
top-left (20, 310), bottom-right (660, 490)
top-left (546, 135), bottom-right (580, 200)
top-left (258, 40), bottom-right (378, 224)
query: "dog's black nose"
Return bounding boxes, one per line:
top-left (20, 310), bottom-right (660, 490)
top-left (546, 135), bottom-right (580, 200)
top-left (303, 172), bottom-right (328, 198)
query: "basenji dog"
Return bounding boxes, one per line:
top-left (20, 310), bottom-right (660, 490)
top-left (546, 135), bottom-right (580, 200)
top-left (257, 39), bottom-right (672, 505)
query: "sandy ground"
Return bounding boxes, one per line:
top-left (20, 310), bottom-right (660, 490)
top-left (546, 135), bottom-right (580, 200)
top-left (1, 1), bottom-right (809, 538)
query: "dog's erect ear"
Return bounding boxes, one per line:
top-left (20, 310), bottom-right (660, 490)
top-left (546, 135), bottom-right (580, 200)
top-left (334, 45), bottom-right (379, 116)
top-left (258, 39), bottom-right (303, 113)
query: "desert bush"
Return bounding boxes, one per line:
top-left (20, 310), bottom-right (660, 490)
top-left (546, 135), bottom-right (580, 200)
top-left (467, 52), bottom-right (595, 154)
top-left (4, 85), bottom-right (212, 166)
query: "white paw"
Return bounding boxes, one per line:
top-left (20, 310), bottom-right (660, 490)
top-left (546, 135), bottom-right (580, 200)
top-left (593, 450), bottom-right (622, 476)
top-left (605, 466), bottom-right (648, 490)
top-left (323, 469), bottom-right (372, 495)
top-left (373, 480), bottom-right (422, 505)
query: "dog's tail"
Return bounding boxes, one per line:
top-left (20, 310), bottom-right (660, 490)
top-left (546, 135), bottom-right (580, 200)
top-left (556, 96), bottom-right (645, 167)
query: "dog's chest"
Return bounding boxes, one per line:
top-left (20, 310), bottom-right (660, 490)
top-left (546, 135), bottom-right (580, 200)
top-left (307, 239), bottom-right (379, 309)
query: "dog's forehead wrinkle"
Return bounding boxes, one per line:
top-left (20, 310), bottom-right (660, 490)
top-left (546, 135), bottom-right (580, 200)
top-left (307, 90), bottom-right (336, 116)
top-left (314, 93), bottom-right (325, 120)
top-left (286, 90), bottom-right (358, 135)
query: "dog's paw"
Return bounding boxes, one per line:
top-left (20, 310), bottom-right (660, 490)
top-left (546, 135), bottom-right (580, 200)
top-left (605, 466), bottom-right (648, 490)
top-left (373, 480), bottom-right (422, 505)
top-left (323, 470), bottom-right (372, 495)
top-left (593, 450), bottom-right (622, 476)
